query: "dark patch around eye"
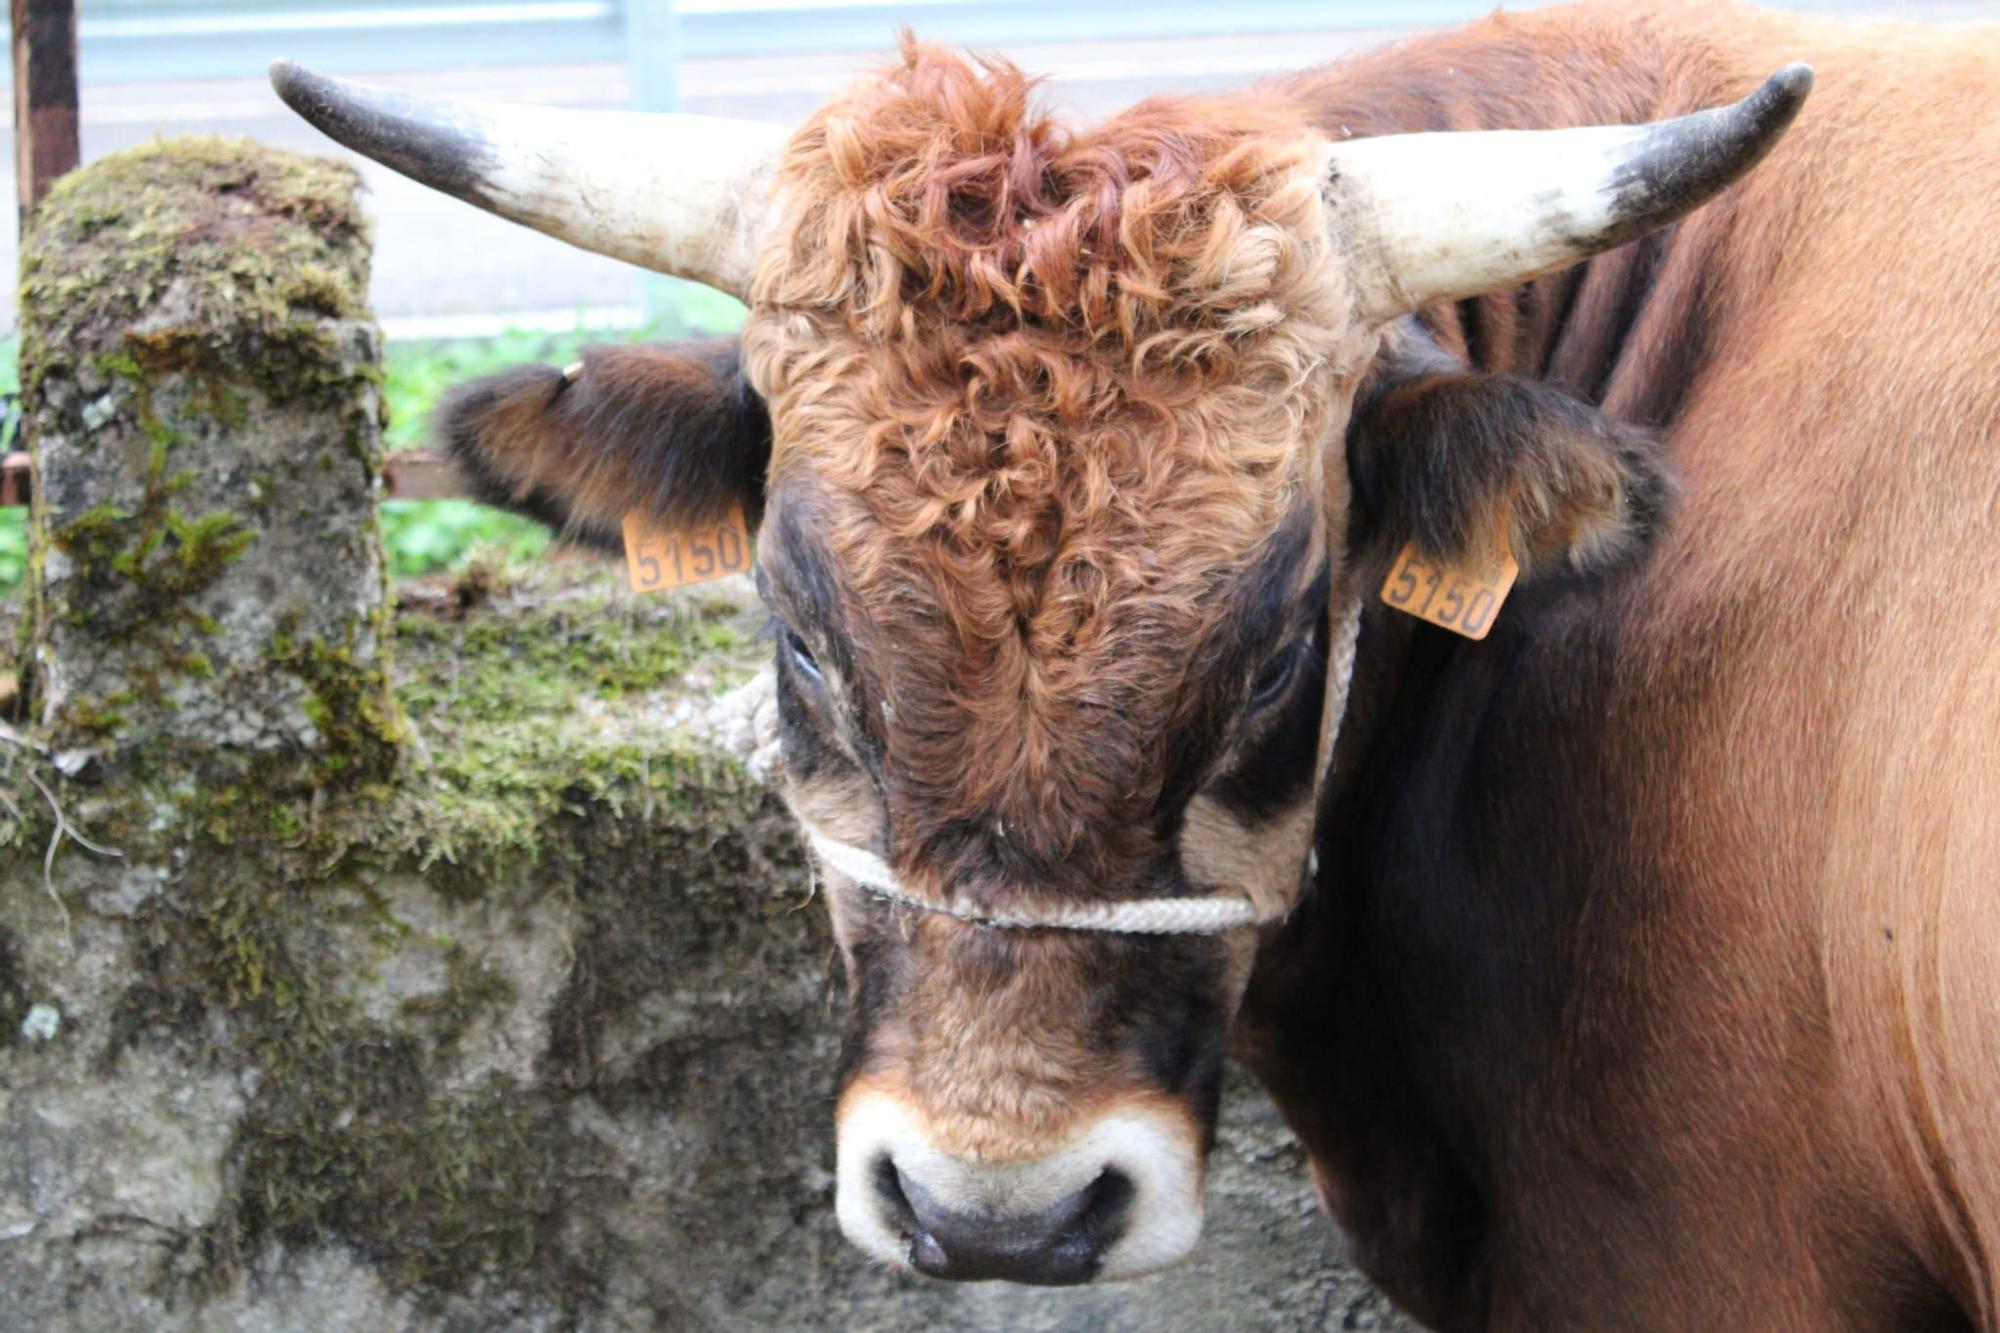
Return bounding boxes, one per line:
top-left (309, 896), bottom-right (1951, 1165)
top-left (757, 498), bottom-right (895, 785)
top-left (1151, 517), bottom-right (1322, 836)
top-left (1206, 609), bottom-right (1328, 823)
top-left (1247, 639), bottom-right (1305, 710)
top-left (774, 642), bottom-right (851, 783)
top-left (784, 625), bottom-right (823, 681)
top-left (761, 497), bottom-right (858, 685)
top-left (1225, 519), bottom-right (1320, 676)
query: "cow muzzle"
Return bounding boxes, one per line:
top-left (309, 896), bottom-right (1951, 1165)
top-left (835, 1086), bottom-right (1204, 1284)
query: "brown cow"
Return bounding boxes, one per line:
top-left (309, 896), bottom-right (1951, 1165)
top-left (275, 2), bottom-right (2000, 1326)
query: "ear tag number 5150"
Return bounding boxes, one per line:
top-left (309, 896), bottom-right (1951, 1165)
top-left (1380, 537), bottom-right (1518, 640)
top-left (622, 506), bottom-right (753, 592)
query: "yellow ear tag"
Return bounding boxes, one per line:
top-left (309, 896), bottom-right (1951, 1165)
top-left (1380, 535), bottom-right (1518, 640)
top-left (621, 506), bottom-right (753, 592)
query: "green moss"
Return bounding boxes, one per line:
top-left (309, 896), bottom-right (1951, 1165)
top-left (269, 629), bottom-right (405, 792)
top-left (72, 563), bottom-right (771, 1307)
top-left (107, 828), bottom-right (585, 1303)
top-left (62, 692), bottom-right (133, 737)
top-left (19, 136), bottom-right (374, 413)
top-left (384, 571), bottom-right (761, 886)
top-left (1, 139), bottom-right (772, 1309)
top-left (396, 584), bottom-right (707, 716)
top-left (22, 138), bottom-right (386, 753)
top-left (125, 919), bottom-right (593, 1303)
top-left (91, 565), bottom-right (725, 1079)
top-left (223, 1056), bottom-right (582, 1295)
top-left (399, 945), bottom-right (517, 1057)
top-left (44, 435), bottom-right (251, 734)
top-left (49, 448), bottom-right (249, 613)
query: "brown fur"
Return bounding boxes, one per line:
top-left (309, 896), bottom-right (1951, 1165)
top-left (742, 41), bottom-right (1367, 896)
top-left (1236, 4), bottom-right (2000, 1329)
top-left (1347, 316), bottom-right (1672, 581)
top-left (435, 338), bottom-right (767, 547)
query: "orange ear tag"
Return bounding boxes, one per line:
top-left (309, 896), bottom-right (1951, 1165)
top-left (1379, 535), bottom-right (1519, 640)
top-left (621, 506), bottom-right (754, 592)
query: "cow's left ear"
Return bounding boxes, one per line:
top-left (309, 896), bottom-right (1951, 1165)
top-left (436, 337), bottom-right (771, 553)
top-left (1345, 320), bottom-right (1671, 581)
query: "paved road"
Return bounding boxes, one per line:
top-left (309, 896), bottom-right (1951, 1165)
top-left (7, 5), bottom-right (1996, 334)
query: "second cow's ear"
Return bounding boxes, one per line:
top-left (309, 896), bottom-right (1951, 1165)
top-left (435, 337), bottom-right (772, 552)
top-left (1345, 320), bottom-right (1671, 581)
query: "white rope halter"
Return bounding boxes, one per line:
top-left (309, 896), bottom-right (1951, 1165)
top-left (801, 823), bottom-right (1286, 934)
top-left (796, 595), bottom-right (1367, 936)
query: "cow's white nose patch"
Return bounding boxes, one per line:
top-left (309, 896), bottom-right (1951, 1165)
top-left (835, 1086), bottom-right (1205, 1281)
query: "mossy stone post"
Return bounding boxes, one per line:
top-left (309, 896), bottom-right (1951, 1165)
top-left (21, 136), bottom-right (397, 786)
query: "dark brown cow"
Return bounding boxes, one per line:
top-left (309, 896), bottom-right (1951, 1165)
top-left (275, 2), bottom-right (2000, 1326)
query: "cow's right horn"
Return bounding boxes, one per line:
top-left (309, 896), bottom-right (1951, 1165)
top-left (269, 60), bottom-right (787, 297)
top-left (1328, 63), bottom-right (1814, 323)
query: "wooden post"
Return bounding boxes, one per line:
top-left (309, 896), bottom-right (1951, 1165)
top-left (12, 0), bottom-right (80, 234)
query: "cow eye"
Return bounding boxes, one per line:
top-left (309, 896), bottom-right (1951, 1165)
top-left (783, 626), bottom-right (823, 682)
top-left (1248, 640), bottom-right (1305, 710)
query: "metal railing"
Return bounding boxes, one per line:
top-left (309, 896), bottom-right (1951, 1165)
top-left (13, 0), bottom-right (1892, 90)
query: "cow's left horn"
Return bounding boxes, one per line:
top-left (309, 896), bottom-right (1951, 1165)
top-left (269, 60), bottom-right (787, 296)
top-left (1329, 63), bottom-right (1814, 322)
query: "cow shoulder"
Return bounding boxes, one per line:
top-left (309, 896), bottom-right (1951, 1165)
top-left (434, 337), bottom-right (771, 550)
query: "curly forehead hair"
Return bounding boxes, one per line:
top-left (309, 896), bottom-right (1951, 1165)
top-left (743, 41), bottom-right (1362, 872)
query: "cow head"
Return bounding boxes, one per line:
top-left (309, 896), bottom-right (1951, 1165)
top-left (275, 47), bottom-right (1808, 1284)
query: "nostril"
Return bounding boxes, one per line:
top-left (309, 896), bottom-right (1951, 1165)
top-left (878, 1158), bottom-right (951, 1271)
top-left (872, 1154), bottom-right (916, 1230)
top-left (875, 1156), bottom-right (956, 1272)
top-left (1074, 1167), bottom-right (1136, 1242)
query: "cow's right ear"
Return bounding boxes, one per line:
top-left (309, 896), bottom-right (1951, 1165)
top-left (1344, 319), bottom-right (1671, 584)
top-left (435, 337), bottom-right (771, 552)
